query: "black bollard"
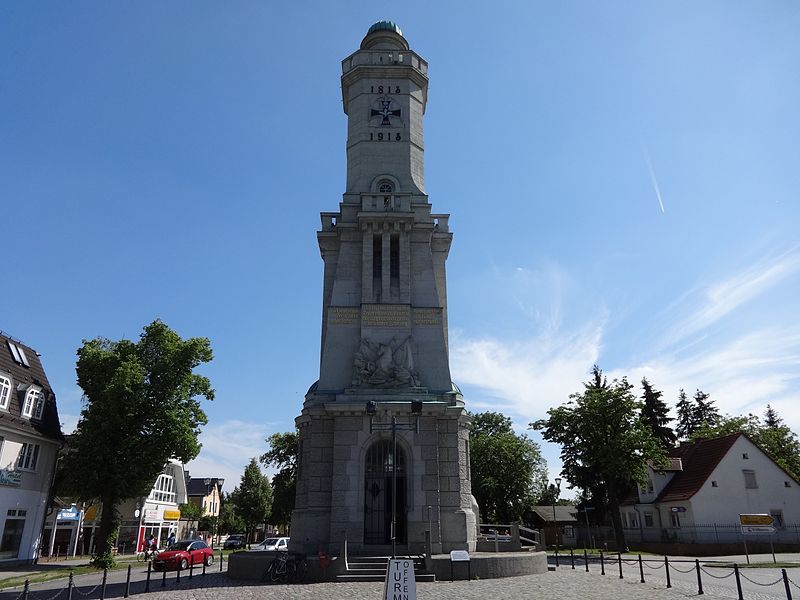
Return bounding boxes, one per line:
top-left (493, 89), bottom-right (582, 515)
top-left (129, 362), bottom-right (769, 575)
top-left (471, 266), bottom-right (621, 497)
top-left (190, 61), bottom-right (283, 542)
top-left (124, 564), bottom-right (132, 598)
top-left (665, 556), bottom-right (671, 588)
top-left (176, 559), bottom-right (181, 584)
top-left (733, 564), bottom-right (743, 600)
top-left (189, 558), bottom-right (194, 579)
top-left (161, 568), bottom-right (167, 588)
top-left (67, 571), bottom-right (74, 600)
top-left (101, 569), bottom-right (108, 599)
top-left (570, 548), bottom-right (575, 569)
top-left (783, 568), bottom-right (793, 600)
top-left (219, 550), bottom-right (223, 573)
top-left (600, 551), bottom-right (605, 575)
top-left (203, 558), bottom-right (207, 576)
top-left (584, 549), bottom-right (589, 573)
top-left (146, 560), bottom-right (152, 592)
top-left (555, 548), bottom-right (559, 568)
top-left (22, 579), bottom-right (29, 600)
top-left (695, 559), bottom-right (704, 595)
top-left (638, 554), bottom-right (645, 583)
top-left (618, 552), bottom-right (623, 579)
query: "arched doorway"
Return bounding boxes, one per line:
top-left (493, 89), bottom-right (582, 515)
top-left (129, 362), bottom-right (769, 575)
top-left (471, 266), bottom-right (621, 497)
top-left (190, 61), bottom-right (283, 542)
top-left (363, 439), bottom-right (406, 545)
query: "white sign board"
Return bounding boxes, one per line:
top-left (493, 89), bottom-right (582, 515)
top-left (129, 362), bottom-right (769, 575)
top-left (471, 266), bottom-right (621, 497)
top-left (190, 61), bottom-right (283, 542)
top-left (450, 550), bottom-right (470, 562)
top-left (384, 558), bottom-right (417, 600)
top-left (741, 525), bottom-right (776, 535)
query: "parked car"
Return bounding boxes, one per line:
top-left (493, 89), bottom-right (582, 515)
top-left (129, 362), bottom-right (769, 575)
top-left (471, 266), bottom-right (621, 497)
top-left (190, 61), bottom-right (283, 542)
top-left (223, 534), bottom-right (246, 550)
top-left (255, 536), bottom-right (290, 551)
top-left (152, 540), bottom-right (213, 571)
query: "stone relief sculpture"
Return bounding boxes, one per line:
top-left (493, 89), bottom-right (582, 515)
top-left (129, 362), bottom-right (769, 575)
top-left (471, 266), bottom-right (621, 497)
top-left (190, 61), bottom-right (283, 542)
top-left (352, 336), bottom-right (420, 388)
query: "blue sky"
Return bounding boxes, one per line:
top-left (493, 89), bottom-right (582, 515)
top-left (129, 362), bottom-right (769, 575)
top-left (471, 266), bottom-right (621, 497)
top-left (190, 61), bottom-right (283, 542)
top-left (2, 2), bottom-right (799, 496)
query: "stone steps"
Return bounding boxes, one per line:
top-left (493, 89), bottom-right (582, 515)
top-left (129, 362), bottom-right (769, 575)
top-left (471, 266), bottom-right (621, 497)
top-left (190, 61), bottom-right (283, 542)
top-left (337, 555), bottom-right (435, 582)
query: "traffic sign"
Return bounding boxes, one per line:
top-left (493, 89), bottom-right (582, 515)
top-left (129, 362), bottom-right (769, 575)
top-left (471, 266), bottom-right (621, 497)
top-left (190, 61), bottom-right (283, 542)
top-left (739, 514), bottom-right (774, 526)
top-left (741, 525), bottom-right (776, 534)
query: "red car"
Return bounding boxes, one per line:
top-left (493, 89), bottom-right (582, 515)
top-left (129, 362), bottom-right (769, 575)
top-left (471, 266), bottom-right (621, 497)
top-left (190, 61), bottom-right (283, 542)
top-left (152, 540), bottom-right (214, 571)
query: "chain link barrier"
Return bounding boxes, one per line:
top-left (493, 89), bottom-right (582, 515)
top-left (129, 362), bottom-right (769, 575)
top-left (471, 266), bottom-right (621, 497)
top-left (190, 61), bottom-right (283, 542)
top-left (27, 587), bottom-right (65, 600)
top-left (71, 581), bottom-right (103, 597)
top-left (699, 566), bottom-right (735, 579)
top-left (789, 574), bottom-right (800, 590)
top-left (737, 571), bottom-right (786, 587)
top-left (643, 560), bottom-right (664, 570)
top-left (668, 562), bottom-right (698, 574)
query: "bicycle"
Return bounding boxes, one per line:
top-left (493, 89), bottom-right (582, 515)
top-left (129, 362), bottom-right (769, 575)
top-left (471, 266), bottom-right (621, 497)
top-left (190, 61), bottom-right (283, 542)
top-left (263, 551), bottom-right (304, 583)
top-left (137, 547), bottom-right (159, 562)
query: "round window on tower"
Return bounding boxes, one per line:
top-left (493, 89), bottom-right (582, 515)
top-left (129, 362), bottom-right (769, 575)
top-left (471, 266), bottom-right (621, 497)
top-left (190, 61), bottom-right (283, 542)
top-left (378, 180), bottom-right (394, 193)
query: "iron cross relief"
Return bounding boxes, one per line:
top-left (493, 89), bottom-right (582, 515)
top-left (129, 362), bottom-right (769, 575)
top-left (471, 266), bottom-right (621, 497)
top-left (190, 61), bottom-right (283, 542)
top-left (370, 96), bottom-right (401, 126)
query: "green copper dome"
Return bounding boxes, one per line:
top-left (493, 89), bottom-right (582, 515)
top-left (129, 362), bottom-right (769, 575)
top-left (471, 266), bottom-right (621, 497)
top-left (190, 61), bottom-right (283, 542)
top-left (367, 20), bottom-right (403, 37)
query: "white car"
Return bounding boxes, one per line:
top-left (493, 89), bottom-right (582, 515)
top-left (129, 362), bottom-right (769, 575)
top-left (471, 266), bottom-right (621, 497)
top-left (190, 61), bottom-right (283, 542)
top-left (256, 536), bottom-right (289, 551)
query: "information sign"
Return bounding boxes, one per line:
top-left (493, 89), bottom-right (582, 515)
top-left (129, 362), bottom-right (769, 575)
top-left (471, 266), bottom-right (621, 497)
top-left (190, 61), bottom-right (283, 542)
top-left (741, 525), bottom-right (776, 534)
top-left (450, 550), bottom-right (470, 562)
top-left (384, 558), bottom-right (417, 600)
top-left (739, 514), bottom-right (774, 526)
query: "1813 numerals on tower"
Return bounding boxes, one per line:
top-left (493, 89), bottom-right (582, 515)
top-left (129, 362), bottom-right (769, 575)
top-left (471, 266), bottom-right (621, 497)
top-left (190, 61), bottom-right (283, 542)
top-left (368, 84), bottom-right (404, 141)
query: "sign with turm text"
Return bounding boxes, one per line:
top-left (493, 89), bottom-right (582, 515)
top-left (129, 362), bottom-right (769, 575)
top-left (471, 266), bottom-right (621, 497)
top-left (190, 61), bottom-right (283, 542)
top-left (384, 559), bottom-right (417, 600)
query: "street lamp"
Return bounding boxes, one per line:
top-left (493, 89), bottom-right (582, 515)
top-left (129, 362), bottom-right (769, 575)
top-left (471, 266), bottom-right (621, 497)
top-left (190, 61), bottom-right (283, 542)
top-left (366, 400), bottom-right (422, 558)
top-left (552, 477), bottom-right (562, 555)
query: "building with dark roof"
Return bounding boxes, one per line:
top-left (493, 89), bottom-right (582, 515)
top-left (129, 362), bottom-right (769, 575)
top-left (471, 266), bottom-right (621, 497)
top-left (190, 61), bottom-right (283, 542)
top-left (621, 433), bottom-right (800, 545)
top-left (0, 332), bottom-right (64, 564)
top-left (186, 477), bottom-right (224, 518)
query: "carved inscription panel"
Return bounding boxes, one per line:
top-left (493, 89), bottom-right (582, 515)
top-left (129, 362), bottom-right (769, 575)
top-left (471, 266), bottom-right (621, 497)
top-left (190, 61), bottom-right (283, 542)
top-left (413, 307), bottom-right (442, 326)
top-left (361, 304), bottom-right (410, 328)
top-left (329, 306), bottom-right (360, 325)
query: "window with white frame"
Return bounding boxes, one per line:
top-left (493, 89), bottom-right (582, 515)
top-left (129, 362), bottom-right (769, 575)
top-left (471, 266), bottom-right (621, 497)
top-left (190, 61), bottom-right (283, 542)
top-left (149, 474), bottom-right (176, 503)
top-left (22, 387), bottom-right (43, 419)
top-left (644, 512), bottom-right (654, 527)
top-left (0, 509), bottom-right (27, 559)
top-left (630, 513), bottom-right (639, 528)
top-left (17, 443), bottom-right (40, 471)
top-left (0, 375), bottom-right (11, 410)
top-left (743, 469), bottom-right (758, 489)
top-left (670, 513), bottom-right (681, 527)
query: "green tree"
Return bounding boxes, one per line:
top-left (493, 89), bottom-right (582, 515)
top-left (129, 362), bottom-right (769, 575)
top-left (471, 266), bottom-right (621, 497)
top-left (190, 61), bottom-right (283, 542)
top-left (640, 378), bottom-right (676, 448)
top-left (58, 321), bottom-right (213, 567)
top-left (764, 404), bottom-right (782, 429)
top-left (260, 431), bottom-right (297, 528)
top-left (692, 389), bottom-right (719, 430)
top-left (532, 366), bottom-right (667, 552)
top-left (217, 494), bottom-right (244, 535)
top-left (179, 502), bottom-right (202, 521)
top-left (469, 412), bottom-right (548, 523)
top-left (230, 459), bottom-right (273, 546)
top-left (675, 389), bottom-right (694, 440)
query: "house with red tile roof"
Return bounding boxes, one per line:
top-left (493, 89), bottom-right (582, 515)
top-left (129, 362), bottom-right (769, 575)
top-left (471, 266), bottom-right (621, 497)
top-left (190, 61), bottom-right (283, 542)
top-left (621, 433), bottom-right (800, 545)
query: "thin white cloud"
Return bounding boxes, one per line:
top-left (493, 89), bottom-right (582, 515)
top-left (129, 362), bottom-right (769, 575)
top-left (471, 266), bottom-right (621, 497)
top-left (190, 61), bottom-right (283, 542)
top-left (642, 145), bottom-right (665, 214)
top-left (660, 249), bottom-right (800, 348)
top-left (184, 419), bottom-right (272, 489)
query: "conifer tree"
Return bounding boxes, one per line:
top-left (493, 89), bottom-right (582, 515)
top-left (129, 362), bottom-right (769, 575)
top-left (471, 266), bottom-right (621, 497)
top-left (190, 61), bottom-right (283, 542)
top-left (692, 389), bottom-right (720, 430)
top-left (675, 389), bottom-right (694, 440)
top-left (764, 404), bottom-right (782, 429)
top-left (640, 378), bottom-right (676, 447)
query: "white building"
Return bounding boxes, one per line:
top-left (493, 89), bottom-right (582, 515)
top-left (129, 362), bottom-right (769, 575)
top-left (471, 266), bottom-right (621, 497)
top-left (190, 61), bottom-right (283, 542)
top-left (621, 433), bottom-right (800, 544)
top-left (0, 333), bottom-right (64, 564)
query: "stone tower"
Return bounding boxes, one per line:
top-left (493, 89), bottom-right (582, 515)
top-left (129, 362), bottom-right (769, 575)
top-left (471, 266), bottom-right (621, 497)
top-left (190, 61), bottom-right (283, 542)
top-left (291, 21), bottom-right (477, 556)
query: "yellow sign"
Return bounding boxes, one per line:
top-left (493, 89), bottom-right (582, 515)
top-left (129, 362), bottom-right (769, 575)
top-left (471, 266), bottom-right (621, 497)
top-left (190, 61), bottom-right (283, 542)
top-left (163, 509), bottom-right (181, 521)
top-left (739, 514), bottom-right (773, 526)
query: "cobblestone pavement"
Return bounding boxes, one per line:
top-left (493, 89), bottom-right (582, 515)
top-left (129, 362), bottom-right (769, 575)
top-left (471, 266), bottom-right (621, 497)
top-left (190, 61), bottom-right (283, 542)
top-left (131, 570), bottom-right (734, 600)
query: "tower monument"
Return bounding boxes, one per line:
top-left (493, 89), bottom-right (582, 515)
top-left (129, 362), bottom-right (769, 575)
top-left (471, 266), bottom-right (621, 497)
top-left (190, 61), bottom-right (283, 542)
top-left (292, 21), bottom-right (477, 555)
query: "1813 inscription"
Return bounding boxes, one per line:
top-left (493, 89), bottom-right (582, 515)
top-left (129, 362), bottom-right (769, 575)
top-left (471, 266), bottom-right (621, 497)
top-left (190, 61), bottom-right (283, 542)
top-left (362, 304), bottom-right (410, 328)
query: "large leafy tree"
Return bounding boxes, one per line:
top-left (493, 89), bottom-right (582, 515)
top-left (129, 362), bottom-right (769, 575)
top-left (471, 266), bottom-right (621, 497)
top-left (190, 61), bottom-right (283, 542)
top-left (469, 411), bottom-right (548, 523)
top-left (230, 459), bottom-right (273, 546)
top-left (640, 378), bottom-right (676, 448)
top-left (675, 389), bottom-right (694, 440)
top-left (58, 321), bottom-right (213, 567)
top-left (693, 408), bottom-right (800, 481)
top-left (217, 493), bottom-right (245, 535)
top-left (532, 366), bottom-right (667, 551)
top-left (260, 431), bottom-right (297, 528)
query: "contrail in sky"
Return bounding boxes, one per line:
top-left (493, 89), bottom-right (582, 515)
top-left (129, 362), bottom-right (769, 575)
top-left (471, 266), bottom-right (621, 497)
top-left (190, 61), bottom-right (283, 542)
top-left (642, 145), bottom-right (666, 214)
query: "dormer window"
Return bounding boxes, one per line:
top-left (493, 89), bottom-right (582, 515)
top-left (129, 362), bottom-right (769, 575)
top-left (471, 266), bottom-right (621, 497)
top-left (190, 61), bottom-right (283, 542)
top-left (7, 341), bottom-right (30, 367)
top-left (0, 375), bottom-right (11, 410)
top-left (378, 180), bottom-right (394, 193)
top-left (22, 387), bottom-right (44, 419)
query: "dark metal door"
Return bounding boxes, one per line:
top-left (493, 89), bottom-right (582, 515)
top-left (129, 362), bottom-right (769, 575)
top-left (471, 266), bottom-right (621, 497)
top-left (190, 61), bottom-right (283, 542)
top-left (364, 439), bottom-right (406, 545)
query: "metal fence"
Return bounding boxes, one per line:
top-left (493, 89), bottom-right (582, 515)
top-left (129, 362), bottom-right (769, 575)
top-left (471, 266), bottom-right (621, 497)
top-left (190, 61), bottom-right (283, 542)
top-left (567, 523), bottom-right (800, 548)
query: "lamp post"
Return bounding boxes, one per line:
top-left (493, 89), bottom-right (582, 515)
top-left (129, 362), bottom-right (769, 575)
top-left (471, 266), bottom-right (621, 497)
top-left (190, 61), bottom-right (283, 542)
top-left (366, 400), bottom-right (422, 558)
top-left (552, 477), bottom-right (562, 555)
